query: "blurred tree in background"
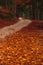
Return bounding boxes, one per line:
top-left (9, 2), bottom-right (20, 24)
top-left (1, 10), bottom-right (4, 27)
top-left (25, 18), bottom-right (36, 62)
top-left (0, 0), bottom-right (43, 20)
top-left (0, 0), bottom-right (16, 20)
top-left (16, 0), bottom-right (43, 20)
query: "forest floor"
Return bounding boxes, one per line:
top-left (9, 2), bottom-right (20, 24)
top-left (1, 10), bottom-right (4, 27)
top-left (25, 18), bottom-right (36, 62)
top-left (0, 18), bottom-right (43, 65)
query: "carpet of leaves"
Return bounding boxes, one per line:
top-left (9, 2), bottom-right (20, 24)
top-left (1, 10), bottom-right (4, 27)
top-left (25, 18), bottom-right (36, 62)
top-left (0, 30), bottom-right (43, 65)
